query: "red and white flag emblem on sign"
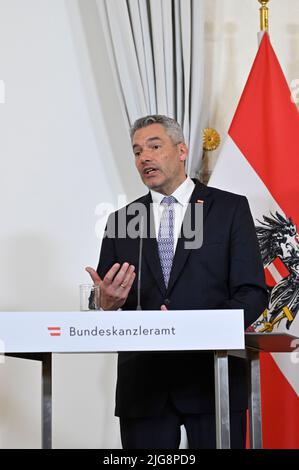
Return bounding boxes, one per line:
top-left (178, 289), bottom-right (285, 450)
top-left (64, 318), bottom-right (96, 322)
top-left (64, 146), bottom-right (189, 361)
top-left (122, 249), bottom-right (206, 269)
top-left (209, 33), bottom-right (299, 448)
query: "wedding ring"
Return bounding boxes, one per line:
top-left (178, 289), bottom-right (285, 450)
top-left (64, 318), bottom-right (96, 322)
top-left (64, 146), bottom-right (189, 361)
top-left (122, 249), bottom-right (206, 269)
top-left (120, 283), bottom-right (126, 288)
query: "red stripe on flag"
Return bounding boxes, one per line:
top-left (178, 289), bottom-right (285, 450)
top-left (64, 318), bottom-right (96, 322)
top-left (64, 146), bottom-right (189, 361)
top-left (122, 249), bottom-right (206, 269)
top-left (264, 268), bottom-right (276, 287)
top-left (246, 409), bottom-right (250, 449)
top-left (260, 353), bottom-right (299, 448)
top-left (229, 33), bottom-right (299, 227)
top-left (264, 257), bottom-right (290, 287)
top-left (272, 257), bottom-right (290, 278)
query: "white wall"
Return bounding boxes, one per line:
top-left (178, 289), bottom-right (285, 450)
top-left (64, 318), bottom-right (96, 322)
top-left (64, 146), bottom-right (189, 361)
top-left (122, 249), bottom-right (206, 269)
top-left (0, 0), bottom-right (298, 448)
top-left (0, 0), bottom-right (141, 449)
top-left (0, 356), bottom-right (41, 449)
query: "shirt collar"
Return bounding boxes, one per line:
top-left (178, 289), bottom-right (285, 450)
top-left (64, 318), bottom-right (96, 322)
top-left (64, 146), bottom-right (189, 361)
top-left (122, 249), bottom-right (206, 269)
top-left (150, 176), bottom-right (195, 206)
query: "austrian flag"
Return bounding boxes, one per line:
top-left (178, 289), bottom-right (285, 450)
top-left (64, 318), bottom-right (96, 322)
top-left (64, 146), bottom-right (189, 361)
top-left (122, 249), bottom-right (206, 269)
top-left (209, 33), bottom-right (299, 448)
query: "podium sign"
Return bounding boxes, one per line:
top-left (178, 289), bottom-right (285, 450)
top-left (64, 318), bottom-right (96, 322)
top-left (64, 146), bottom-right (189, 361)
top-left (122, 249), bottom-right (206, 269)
top-left (0, 309), bottom-right (244, 353)
top-left (1, 310), bottom-right (297, 450)
top-left (0, 309), bottom-right (246, 450)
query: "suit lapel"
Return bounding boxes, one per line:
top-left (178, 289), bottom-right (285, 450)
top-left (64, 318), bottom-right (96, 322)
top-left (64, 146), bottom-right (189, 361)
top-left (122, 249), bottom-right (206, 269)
top-left (166, 180), bottom-right (214, 295)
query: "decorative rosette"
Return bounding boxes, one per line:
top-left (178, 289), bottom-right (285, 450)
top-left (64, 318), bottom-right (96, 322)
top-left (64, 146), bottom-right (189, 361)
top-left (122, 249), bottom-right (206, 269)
top-left (203, 128), bottom-right (221, 151)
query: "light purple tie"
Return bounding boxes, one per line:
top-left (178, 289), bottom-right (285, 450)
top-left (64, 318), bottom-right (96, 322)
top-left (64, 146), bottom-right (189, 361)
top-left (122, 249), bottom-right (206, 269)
top-left (158, 196), bottom-right (176, 287)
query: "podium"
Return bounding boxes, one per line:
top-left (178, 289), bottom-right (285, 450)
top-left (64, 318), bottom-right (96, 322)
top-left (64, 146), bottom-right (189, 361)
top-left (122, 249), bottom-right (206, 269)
top-left (0, 310), bottom-right (298, 449)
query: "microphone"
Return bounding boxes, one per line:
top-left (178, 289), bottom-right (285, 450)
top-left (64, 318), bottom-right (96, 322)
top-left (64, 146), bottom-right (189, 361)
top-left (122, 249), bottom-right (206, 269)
top-left (136, 215), bottom-right (144, 310)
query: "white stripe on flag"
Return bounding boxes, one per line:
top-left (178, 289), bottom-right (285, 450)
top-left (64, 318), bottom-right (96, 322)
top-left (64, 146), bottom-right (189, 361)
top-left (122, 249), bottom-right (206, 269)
top-left (209, 136), bottom-right (282, 222)
top-left (266, 263), bottom-right (283, 284)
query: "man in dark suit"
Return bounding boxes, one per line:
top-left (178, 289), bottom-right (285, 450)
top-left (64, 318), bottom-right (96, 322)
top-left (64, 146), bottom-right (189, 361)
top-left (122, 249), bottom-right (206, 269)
top-left (86, 115), bottom-right (268, 449)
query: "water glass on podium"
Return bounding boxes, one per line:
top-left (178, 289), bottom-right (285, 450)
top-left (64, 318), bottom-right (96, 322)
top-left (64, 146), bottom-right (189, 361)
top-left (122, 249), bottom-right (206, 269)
top-left (79, 284), bottom-right (101, 311)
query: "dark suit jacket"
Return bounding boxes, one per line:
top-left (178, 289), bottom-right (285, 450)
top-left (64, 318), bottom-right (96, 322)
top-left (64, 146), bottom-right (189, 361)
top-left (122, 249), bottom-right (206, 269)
top-left (97, 180), bottom-right (268, 418)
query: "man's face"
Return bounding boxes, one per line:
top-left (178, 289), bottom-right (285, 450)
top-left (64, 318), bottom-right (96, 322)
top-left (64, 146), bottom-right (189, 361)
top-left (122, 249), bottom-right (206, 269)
top-left (132, 123), bottom-right (188, 195)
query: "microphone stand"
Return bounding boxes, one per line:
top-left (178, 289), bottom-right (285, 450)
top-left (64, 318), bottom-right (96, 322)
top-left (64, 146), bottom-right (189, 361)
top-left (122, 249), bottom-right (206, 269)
top-left (136, 215), bottom-right (144, 310)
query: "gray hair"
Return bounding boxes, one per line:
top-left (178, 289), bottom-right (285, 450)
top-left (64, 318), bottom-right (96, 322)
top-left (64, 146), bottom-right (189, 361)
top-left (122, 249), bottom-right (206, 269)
top-left (130, 115), bottom-right (185, 144)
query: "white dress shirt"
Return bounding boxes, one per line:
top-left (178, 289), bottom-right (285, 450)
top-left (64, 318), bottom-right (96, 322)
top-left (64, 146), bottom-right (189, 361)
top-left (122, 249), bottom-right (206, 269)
top-left (150, 177), bottom-right (195, 251)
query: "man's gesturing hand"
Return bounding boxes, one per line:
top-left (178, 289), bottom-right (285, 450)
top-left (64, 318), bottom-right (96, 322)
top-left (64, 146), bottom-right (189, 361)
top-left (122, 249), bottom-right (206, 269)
top-left (85, 263), bottom-right (136, 310)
